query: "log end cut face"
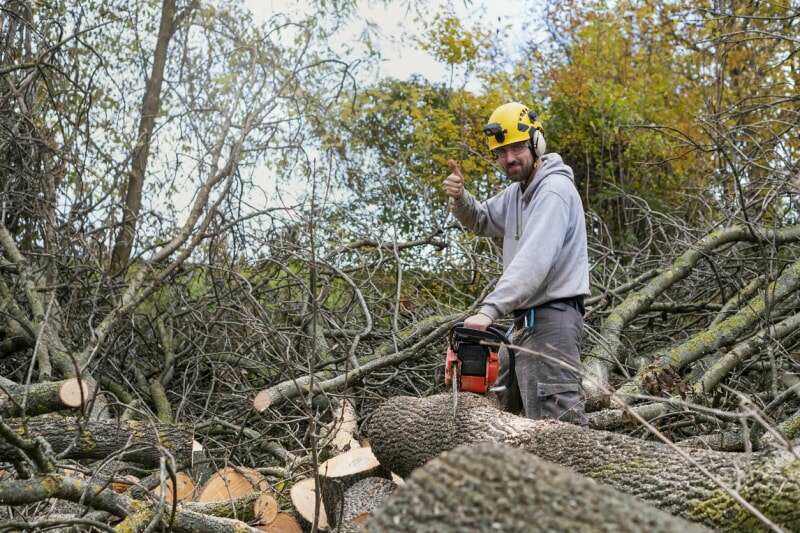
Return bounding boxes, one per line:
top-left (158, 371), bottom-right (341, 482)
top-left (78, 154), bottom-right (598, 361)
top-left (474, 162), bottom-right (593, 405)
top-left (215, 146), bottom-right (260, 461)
top-left (290, 477), bottom-right (329, 529)
top-left (364, 442), bottom-right (711, 533)
top-left (318, 447), bottom-right (381, 478)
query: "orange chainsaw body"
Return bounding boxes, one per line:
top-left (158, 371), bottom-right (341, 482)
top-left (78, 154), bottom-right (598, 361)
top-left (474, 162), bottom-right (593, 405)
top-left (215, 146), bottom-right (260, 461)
top-left (444, 326), bottom-right (503, 394)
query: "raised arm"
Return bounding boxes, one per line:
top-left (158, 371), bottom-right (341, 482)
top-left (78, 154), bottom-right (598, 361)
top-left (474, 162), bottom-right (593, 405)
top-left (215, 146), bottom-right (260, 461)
top-left (443, 159), bottom-right (507, 239)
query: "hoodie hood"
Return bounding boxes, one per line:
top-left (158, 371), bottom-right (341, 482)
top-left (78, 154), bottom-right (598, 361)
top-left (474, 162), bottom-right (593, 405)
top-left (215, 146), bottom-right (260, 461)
top-left (521, 153), bottom-right (575, 203)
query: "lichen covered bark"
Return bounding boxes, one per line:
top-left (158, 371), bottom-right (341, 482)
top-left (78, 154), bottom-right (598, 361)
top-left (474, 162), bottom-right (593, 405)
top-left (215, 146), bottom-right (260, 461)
top-left (583, 225), bottom-right (800, 407)
top-left (365, 442), bottom-right (710, 532)
top-left (0, 416), bottom-right (193, 467)
top-left (367, 393), bottom-right (800, 531)
top-left (114, 507), bottom-right (262, 533)
top-left (620, 257), bottom-right (800, 400)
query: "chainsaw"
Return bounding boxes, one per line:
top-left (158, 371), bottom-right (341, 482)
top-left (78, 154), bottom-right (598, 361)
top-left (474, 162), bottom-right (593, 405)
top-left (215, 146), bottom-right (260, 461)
top-left (444, 322), bottom-right (515, 417)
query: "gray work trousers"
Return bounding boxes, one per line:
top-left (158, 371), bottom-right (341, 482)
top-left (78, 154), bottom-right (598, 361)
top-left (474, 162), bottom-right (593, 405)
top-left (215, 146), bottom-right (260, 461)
top-left (496, 301), bottom-right (588, 425)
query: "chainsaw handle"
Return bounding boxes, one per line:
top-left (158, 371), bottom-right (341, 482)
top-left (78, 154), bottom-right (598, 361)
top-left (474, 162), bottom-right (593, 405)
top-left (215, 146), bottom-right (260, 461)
top-left (448, 322), bottom-right (511, 350)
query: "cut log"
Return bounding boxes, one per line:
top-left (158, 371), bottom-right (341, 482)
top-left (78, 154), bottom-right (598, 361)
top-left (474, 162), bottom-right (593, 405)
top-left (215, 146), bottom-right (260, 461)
top-left (156, 471), bottom-right (195, 503)
top-left (0, 465), bottom-right (263, 532)
top-left (196, 466), bottom-right (270, 502)
top-left (317, 447), bottom-right (390, 528)
top-left (184, 491), bottom-right (277, 523)
top-left (253, 492), bottom-right (279, 526)
top-left (317, 447), bottom-right (384, 479)
top-left (341, 477), bottom-right (396, 525)
top-left (113, 506), bottom-right (264, 533)
top-left (290, 477), bottom-right (329, 530)
top-left (253, 388), bottom-right (275, 412)
top-left (0, 416), bottom-right (194, 467)
top-left (257, 512), bottom-right (302, 532)
top-left (366, 393), bottom-right (800, 531)
top-left (59, 378), bottom-right (91, 408)
top-left (0, 377), bottom-right (91, 417)
top-left (364, 442), bottom-right (709, 532)
top-left (324, 398), bottom-right (359, 454)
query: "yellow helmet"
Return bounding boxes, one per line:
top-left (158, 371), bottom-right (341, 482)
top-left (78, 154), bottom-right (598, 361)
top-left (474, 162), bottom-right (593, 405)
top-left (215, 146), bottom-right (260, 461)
top-left (482, 102), bottom-right (546, 158)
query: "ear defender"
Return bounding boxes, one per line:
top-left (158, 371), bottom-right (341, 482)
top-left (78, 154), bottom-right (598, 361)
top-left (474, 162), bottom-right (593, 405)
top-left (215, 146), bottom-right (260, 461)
top-left (527, 111), bottom-right (546, 159)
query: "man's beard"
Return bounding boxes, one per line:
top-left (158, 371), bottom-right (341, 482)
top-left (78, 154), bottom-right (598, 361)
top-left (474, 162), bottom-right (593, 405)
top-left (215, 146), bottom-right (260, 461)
top-left (505, 161), bottom-right (532, 183)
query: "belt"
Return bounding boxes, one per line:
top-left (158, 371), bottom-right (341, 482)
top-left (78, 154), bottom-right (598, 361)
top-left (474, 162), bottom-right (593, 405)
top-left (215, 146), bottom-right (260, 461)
top-left (543, 295), bottom-right (585, 315)
top-left (513, 296), bottom-right (585, 328)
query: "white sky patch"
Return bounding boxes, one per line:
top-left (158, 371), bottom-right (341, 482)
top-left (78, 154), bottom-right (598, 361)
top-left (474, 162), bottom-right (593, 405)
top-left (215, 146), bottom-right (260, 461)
top-left (247, 0), bottom-right (530, 83)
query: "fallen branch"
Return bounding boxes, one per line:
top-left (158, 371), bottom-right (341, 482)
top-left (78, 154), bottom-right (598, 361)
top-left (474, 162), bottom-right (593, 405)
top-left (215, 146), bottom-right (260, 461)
top-left (0, 377), bottom-right (90, 418)
top-left (619, 257), bottom-right (800, 400)
top-left (0, 416), bottom-right (194, 468)
top-left (253, 312), bottom-right (462, 411)
top-left (582, 224), bottom-right (800, 409)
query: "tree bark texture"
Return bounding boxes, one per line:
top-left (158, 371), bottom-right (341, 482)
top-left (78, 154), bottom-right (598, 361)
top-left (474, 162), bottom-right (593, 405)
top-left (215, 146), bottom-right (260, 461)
top-left (366, 393), bottom-right (800, 531)
top-left (364, 442), bottom-right (710, 532)
top-left (0, 416), bottom-right (193, 467)
top-left (342, 477), bottom-right (396, 525)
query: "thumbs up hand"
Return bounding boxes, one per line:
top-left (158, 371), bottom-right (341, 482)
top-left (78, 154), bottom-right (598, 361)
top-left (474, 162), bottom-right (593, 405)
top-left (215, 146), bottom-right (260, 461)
top-left (443, 159), bottom-right (465, 200)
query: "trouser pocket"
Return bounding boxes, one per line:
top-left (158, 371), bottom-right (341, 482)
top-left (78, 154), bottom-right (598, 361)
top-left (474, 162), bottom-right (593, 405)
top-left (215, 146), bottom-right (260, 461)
top-left (537, 381), bottom-right (587, 425)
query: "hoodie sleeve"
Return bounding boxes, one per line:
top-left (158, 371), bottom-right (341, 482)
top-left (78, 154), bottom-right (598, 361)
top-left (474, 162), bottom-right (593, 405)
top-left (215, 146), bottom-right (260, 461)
top-left (450, 188), bottom-right (507, 239)
top-left (478, 189), bottom-right (569, 320)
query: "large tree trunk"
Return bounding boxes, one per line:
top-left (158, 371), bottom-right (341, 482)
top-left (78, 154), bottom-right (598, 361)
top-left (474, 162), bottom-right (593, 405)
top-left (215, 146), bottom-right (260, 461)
top-left (365, 442), bottom-right (709, 532)
top-left (366, 393), bottom-right (800, 531)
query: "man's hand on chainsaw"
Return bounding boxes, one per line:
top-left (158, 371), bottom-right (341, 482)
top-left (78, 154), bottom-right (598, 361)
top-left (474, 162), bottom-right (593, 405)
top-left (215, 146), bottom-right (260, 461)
top-left (464, 312), bottom-right (492, 331)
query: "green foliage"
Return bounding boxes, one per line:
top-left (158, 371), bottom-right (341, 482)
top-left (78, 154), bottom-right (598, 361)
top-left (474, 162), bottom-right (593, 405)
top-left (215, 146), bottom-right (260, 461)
top-left (324, 0), bottom-right (799, 245)
top-left (325, 77), bottom-right (504, 233)
top-left (417, 13), bottom-right (488, 67)
top-left (536, 3), bottom-right (711, 236)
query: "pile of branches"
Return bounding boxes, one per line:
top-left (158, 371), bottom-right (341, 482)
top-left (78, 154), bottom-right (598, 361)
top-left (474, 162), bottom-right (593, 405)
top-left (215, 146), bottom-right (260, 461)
top-left (2, 0), bottom-right (800, 531)
top-left (4, 177), bottom-right (800, 531)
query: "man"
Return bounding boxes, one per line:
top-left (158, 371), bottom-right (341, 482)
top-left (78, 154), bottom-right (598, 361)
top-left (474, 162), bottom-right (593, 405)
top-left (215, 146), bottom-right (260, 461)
top-left (442, 102), bottom-right (590, 424)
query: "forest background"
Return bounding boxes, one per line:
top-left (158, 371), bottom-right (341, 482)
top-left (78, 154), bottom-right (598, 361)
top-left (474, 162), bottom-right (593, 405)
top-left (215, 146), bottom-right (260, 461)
top-left (1, 0), bottom-right (799, 530)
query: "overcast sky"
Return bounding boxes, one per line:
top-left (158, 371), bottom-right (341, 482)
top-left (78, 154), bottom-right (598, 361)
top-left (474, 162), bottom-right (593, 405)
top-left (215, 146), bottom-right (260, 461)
top-left (245, 0), bottom-right (530, 84)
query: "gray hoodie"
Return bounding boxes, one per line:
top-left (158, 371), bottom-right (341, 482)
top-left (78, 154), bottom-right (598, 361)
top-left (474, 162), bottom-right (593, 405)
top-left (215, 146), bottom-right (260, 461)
top-left (451, 153), bottom-right (590, 320)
